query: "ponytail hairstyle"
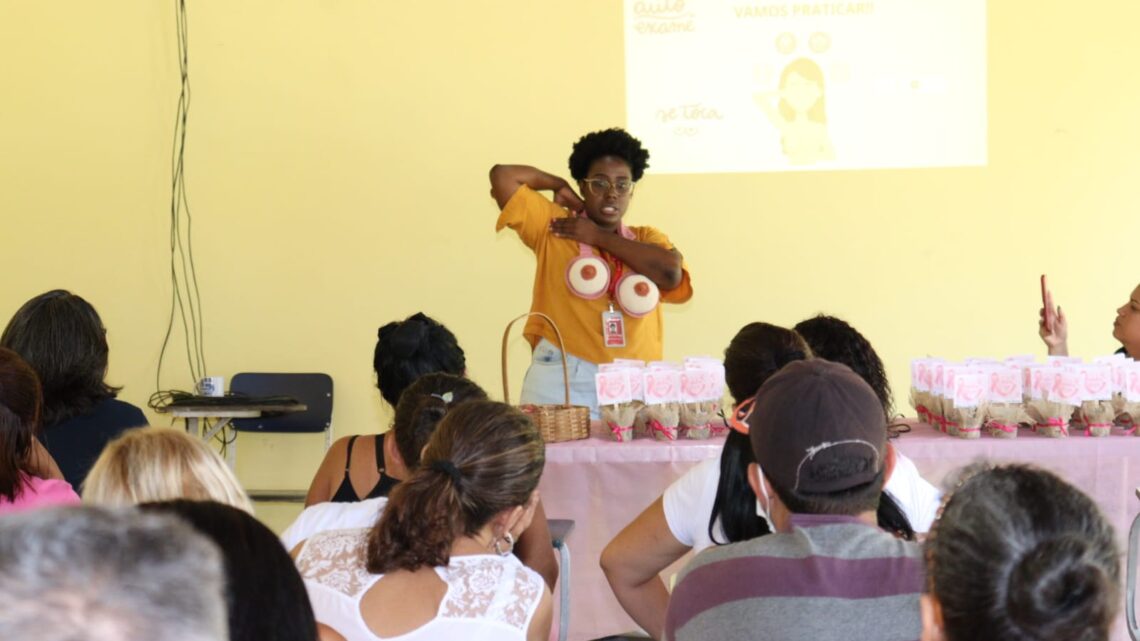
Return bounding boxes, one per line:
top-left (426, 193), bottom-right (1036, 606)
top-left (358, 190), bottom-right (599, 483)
top-left (0, 290), bottom-right (120, 426)
top-left (926, 463), bottom-right (1119, 641)
top-left (391, 373), bottom-right (487, 470)
top-left (712, 323), bottom-right (811, 544)
top-left (0, 348), bottom-right (41, 501)
top-left (374, 313), bottom-right (465, 408)
top-left (876, 492), bottom-right (915, 541)
top-left (366, 400), bottom-right (544, 574)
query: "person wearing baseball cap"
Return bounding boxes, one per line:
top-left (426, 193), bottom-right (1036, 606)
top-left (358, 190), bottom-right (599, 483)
top-left (663, 359), bottom-right (924, 641)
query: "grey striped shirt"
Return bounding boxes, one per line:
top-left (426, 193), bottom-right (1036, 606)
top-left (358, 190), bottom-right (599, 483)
top-left (665, 513), bottom-right (924, 641)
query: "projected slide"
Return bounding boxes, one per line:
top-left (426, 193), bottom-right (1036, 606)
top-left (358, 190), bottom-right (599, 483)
top-left (624, 1), bottom-right (987, 173)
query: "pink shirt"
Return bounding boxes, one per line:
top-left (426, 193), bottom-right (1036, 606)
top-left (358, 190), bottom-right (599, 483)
top-left (0, 474), bottom-right (81, 515)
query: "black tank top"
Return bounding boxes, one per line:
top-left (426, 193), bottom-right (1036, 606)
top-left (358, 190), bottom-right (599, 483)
top-left (329, 433), bottom-right (400, 503)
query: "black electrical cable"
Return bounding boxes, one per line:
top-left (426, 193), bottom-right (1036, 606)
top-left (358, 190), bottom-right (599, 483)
top-left (156, 0), bottom-right (208, 396)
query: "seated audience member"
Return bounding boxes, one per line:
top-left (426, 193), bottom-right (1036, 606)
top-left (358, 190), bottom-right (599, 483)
top-left (602, 323), bottom-right (924, 639)
top-left (664, 360), bottom-right (924, 641)
top-left (83, 427), bottom-right (253, 513)
top-left (283, 373), bottom-right (487, 549)
top-left (296, 371), bottom-right (557, 589)
top-left (793, 314), bottom-right (940, 531)
top-left (0, 506), bottom-right (228, 641)
top-left (142, 500), bottom-right (318, 641)
top-left (792, 314), bottom-right (895, 416)
top-left (0, 348), bottom-right (80, 514)
top-left (295, 400), bottom-right (553, 641)
top-left (305, 312), bottom-right (465, 506)
top-left (1, 290), bottom-right (146, 487)
top-left (922, 463), bottom-right (1119, 641)
top-left (1040, 281), bottom-right (1140, 357)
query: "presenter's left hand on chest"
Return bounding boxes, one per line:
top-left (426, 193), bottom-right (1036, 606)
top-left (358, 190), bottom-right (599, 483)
top-left (550, 215), bottom-right (601, 246)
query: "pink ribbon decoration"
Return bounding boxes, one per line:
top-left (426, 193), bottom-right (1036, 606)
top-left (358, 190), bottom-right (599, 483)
top-left (1125, 426), bottom-right (1138, 436)
top-left (915, 405), bottom-right (931, 424)
top-left (647, 419), bottom-right (678, 441)
top-left (1036, 417), bottom-right (1069, 436)
top-left (607, 422), bottom-right (634, 443)
top-left (931, 414), bottom-right (949, 433)
top-left (988, 422), bottom-right (1018, 434)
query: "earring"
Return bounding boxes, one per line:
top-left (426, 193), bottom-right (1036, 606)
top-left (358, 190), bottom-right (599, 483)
top-left (492, 532), bottom-right (515, 557)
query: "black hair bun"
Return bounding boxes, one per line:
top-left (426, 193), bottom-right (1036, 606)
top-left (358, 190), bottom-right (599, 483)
top-left (386, 317), bottom-right (429, 359)
top-left (1007, 536), bottom-right (1115, 640)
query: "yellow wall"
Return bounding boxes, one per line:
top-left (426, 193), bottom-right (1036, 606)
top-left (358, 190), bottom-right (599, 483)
top-left (3, 1), bottom-right (1140, 500)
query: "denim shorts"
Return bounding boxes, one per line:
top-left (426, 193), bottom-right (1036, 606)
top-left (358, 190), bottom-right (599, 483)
top-left (519, 338), bottom-right (599, 419)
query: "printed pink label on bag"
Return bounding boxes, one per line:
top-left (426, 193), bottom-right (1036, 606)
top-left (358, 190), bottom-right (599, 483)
top-left (1053, 368), bottom-right (1082, 405)
top-left (1126, 365), bottom-right (1140, 402)
top-left (595, 370), bottom-right (632, 405)
top-left (1078, 364), bottom-right (1113, 401)
top-left (952, 372), bottom-right (985, 407)
top-left (644, 369), bottom-right (681, 405)
top-left (988, 366), bottom-right (1022, 403)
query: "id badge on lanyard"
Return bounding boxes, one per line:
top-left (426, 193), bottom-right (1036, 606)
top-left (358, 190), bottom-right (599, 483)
top-left (602, 253), bottom-right (626, 348)
top-left (603, 303), bottom-right (626, 348)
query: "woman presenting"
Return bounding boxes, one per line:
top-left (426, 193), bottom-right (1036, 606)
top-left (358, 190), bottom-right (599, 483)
top-left (490, 128), bottom-right (692, 415)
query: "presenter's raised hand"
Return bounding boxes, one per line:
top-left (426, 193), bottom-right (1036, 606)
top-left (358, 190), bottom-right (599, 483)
top-left (1038, 291), bottom-right (1069, 356)
top-left (550, 214), bottom-right (600, 246)
top-left (553, 184), bottom-right (585, 212)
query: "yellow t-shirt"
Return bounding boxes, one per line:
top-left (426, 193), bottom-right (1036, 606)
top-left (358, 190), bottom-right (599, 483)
top-left (496, 185), bottom-right (693, 364)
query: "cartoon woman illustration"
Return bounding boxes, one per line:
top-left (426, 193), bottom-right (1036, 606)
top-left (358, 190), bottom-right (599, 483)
top-left (754, 57), bottom-right (835, 165)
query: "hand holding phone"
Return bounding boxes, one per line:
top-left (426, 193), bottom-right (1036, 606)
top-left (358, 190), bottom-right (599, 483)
top-left (1038, 275), bottom-right (1069, 355)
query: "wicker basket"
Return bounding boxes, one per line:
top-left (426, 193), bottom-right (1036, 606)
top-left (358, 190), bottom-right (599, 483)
top-left (502, 312), bottom-right (591, 442)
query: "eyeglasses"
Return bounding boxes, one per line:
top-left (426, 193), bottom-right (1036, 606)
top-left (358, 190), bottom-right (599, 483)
top-left (581, 178), bottom-right (635, 196)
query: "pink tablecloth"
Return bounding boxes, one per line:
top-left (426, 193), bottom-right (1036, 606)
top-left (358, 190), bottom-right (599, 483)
top-left (895, 422), bottom-right (1140, 641)
top-left (894, 422), bottom-right (1140, 548)
top-left (540, 422), bottom-right (1140, 641)
top-left (539, 430), bottom-right (725, 641)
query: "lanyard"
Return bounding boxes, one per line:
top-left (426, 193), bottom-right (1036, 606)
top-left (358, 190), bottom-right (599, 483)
top-left (601, 250), bottom-right (624, 302)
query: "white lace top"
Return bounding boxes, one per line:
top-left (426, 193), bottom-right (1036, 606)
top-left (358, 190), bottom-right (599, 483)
top-left (295, 528), bottom-right (545, 641)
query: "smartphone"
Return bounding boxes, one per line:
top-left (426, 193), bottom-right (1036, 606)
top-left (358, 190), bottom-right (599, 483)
top-left (1040, 275), bottom-right (1053, 332)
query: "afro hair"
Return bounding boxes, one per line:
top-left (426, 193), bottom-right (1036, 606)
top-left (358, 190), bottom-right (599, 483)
top-left (568, 128), bottom-right (650, 182)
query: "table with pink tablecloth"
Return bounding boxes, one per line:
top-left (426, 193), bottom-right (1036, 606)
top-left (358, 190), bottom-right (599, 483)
top-left (539, 431), bottom-right (725, 641)
top-left (894, 421), bottom-right (1140, 641)
top-left (894, 422), bottom-right (1140, 547)
top-left (540, 421), bottom-right (1140, 641)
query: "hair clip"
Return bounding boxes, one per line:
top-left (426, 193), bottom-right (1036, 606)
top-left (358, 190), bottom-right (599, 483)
top-left (430, 391), bottom-right (454, 404)
top-left (728, 397), bottom-right (756, 435)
